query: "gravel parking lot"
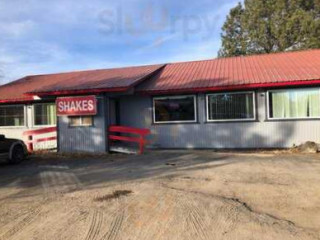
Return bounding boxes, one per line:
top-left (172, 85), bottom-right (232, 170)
top-left (0, 150), bottom-right (319, 240)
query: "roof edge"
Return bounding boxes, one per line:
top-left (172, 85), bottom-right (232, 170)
top-left (137, 79), bottom-right (320, 95)
top-left (25, 64), bottom-right (167, 97)
top-left (26, 87), bottom-right (130, 97)
top-left (129, 64), bottom-right (167, 90)
top-left (22, 63), bottom-right (167, 79)
top-left (0, 97), bottom-right (35, 104)
top-left (162, 49), bottom-right (320, 66)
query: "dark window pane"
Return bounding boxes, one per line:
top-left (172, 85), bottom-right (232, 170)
top-left (208, 93), bottom-right (254, 120)
top-left (34, 103), bottom-right (56, 126)
top-left (0, 106), bottom-right (24, 126)
top-left (154, 96), bottom-right (196, 123)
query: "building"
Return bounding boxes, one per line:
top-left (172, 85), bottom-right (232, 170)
top-left (0, 49), bottom-right (320, 153)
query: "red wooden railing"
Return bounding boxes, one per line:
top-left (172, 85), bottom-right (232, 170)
top-left (108, 125), bottom-right (151, 154)
top-left (23, 127), bottom-right (57, 152)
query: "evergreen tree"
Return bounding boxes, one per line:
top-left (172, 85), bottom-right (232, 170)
top-left (218, 3), bottom-right (247, 57)
top-left (219, 0), bottom-right (320, 57)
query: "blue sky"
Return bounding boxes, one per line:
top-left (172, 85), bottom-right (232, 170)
top-left (0, 0), bottom-right (240, 83)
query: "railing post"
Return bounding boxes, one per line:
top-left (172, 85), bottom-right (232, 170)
top-left (108, 125), bottom-right (150, 155)
top-left (28, 135), bottom-right (33, 153)
top-left (139, 136), bottom-right (144, 154)
top-left (107, 127), bottom-right (111, 153)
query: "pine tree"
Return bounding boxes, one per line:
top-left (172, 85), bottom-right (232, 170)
top-left (219, 3), bottom-right (247, 57)
top-left (219, 0), bottom-right (320, 57)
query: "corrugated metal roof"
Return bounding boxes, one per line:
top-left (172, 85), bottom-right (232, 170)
top-left (0, 49), bottom-right (320, 103)
top-left (0, 64), bottom-right (164, 102)
top-left (137, 49), bottom-right (320, 93)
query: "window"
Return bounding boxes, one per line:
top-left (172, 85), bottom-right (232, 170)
top-left (34, 103), bottom-right (56, 126)
top-left (153, 95), bottom-right (197, 123)
top-left (0, 105), bottom-right (25, 127)
top-left (268, 88), bottom-right (320, 119)
top-left (207, 92), bottom-right (255, 121)
top-left (69, 116), bottom-right (93, 127)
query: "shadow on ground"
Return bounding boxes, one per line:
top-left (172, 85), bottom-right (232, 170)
top-left (0, 150), bottom-right (236, 196)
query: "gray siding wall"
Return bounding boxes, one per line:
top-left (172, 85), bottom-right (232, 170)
top-left (58, 95), bottom-right (107, 153)
top-left (119, 91), bottom-right (320, 149)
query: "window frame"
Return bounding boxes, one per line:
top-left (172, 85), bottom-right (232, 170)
top-left (32, 103), bottom-right (57, 127)
top-left (153, 95), bottom-right (198, 124)
top-left (0, 104), bottom-right (26, 128)
top-left (267, 88), bottom-right (320, 120)
top-left (68, 116), bottom-right (94, 127)
top-left (206, 91), bottom-right (256, 122)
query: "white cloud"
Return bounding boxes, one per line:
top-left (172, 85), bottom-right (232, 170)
top-left (0, 20), bottom-right (35, 38)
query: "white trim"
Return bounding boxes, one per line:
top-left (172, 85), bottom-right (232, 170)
top-left (267, 88), bottom-right (320, 120)
top-left (0, 104), bottom-right (27, 128)
top-left (206, 91), bottom-right (256, 122)
top-left (32, 103), bottom-right (57, 127)
top-left (153, 95), bottom-right (197, 124)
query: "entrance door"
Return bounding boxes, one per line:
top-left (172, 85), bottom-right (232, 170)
top-left (109, 98), bottom-right (120, 125)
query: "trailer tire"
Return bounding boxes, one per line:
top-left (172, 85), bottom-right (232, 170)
top-left (9, 144), bottom-right (25, 164)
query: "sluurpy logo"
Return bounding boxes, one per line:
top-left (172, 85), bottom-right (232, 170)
top-left (97, 3), bottom-right (221, 48)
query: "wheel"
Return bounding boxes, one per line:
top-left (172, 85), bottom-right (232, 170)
top-left (9, 144), bottom-right (25, 164)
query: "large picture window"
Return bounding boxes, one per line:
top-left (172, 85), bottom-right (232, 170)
top-left (0, 105), bottom-right (25, 127)
top-left (268, 88), bottom-right (320, 119)
top-left (207, 92), bottom-right (255, 121)
top-left (34, 103), bottom-right (57, 126)
top-left (153, 95), bottom-right (197, 123)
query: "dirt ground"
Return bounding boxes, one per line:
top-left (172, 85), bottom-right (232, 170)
top-left (0, 150), bottom-right (320, 240)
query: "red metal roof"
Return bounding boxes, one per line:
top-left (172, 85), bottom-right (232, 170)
top-left (137, 49), bottom-right (320, 94)
top-left (0, 64), bottom-right (164, 102)
top-left (0, 49), bottom-right (320, 103)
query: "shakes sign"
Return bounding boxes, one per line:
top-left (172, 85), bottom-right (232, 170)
top-left (56, 96), bottom-right (97, 116)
